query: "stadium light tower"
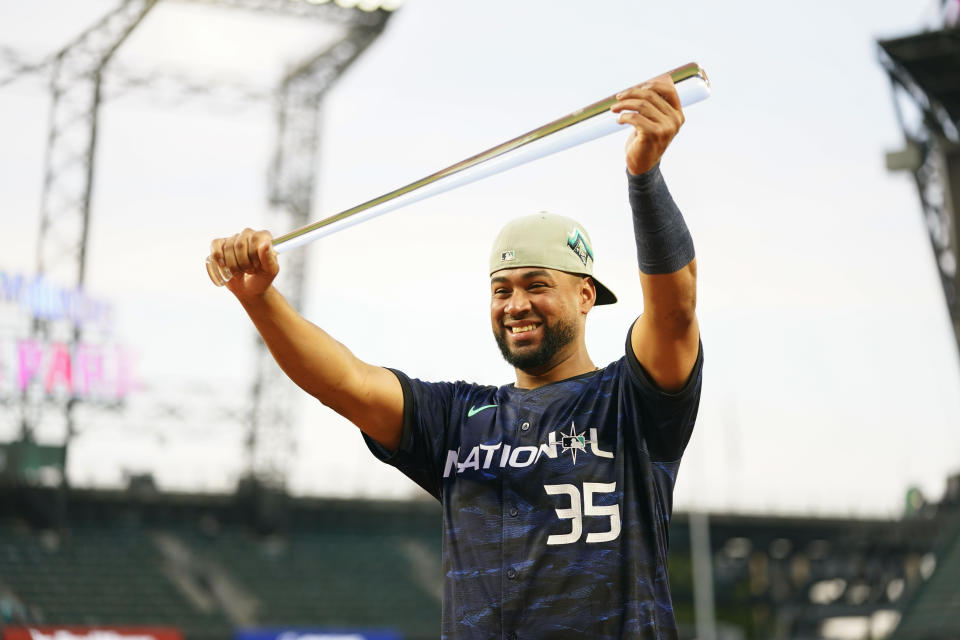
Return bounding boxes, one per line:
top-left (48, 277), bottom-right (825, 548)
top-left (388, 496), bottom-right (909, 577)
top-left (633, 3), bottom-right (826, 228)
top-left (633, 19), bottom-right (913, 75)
top-left (879, 14), bottom-right (960, 635)
top-left (21, 0), bottom-right (160, 477)
top-left (17, 0), bottom-right (394, 492)
top-left (879, 25), bottom-right (960, 354)
top-left (249, 19), bottom-right (393, 489)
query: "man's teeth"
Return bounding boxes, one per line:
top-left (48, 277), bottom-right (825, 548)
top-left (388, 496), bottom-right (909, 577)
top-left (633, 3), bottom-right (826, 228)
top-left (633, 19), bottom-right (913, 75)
top-left (511, 325), bottom-right (537, 334)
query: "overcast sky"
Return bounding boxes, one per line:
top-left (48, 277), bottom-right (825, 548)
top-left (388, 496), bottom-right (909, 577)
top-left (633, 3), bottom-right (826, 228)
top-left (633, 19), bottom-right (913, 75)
top-left (1, 0), bottom-right (959, 517)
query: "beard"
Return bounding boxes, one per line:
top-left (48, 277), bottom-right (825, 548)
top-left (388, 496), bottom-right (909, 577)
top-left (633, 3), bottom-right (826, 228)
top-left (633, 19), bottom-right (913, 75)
top-left (494, 318), bottom-right (577, 372)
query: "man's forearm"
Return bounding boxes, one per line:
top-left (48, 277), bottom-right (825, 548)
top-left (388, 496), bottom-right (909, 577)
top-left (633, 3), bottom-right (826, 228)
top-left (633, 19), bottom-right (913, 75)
top-left (237, 286), bottom-right (403, 449)
top-left (628, 164), bottom-right (695, 277)
top-left (628, 163), bottom-right (699, 392)
top-left (238, 287), bottom-right (371, 413)
top-left (629, 165), bottom-right (697, 319)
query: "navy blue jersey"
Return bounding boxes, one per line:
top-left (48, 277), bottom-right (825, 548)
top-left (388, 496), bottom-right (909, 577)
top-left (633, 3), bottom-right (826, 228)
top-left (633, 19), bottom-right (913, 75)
top-left (364, 329), bottom-right (703, 639)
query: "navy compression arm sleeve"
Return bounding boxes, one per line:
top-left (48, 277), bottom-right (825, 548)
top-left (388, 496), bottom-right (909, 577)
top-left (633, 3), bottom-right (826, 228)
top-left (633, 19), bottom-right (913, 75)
top-left (628, 165), bottom-right (695, 274)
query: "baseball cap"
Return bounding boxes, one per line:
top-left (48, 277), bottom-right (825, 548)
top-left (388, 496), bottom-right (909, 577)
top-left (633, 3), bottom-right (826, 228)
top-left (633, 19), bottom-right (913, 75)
top-left (489, 212), bottom-right (617, 305)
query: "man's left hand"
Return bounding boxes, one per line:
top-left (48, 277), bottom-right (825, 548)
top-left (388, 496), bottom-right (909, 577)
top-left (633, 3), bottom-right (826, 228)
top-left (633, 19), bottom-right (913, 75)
top-left (611, 76), bottom-right (685, 176)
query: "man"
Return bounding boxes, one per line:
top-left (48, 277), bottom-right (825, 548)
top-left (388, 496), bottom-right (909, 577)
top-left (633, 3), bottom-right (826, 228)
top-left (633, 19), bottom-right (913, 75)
top-left (210, 76), bottom-right (702, 639)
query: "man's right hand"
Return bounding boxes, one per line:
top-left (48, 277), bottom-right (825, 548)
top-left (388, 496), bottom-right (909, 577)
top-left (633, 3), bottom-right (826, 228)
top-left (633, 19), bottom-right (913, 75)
top-left (209, 228), bottom-right (279, 300)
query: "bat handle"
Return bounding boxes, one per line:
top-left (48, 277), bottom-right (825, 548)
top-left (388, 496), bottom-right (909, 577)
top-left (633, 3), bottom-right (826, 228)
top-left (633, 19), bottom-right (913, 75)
top-left (205, 256), bottom-right (233, 287)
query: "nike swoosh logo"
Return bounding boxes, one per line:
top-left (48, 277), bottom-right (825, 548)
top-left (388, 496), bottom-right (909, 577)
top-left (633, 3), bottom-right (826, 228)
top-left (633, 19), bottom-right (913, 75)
top-left (467, 404), bottom-right (498, 418)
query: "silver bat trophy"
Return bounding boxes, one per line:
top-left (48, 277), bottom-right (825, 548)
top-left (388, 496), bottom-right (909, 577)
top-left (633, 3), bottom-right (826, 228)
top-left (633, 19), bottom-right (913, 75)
top-left (206, 62), bottom-right (710, 286)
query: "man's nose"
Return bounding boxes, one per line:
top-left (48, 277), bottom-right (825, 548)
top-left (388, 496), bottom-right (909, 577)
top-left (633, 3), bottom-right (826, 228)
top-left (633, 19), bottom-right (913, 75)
top-left (505, 289), bottom-right (531, 316)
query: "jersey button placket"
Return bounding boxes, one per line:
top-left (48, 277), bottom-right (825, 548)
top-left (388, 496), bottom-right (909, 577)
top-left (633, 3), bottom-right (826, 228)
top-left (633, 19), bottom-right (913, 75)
top-left (502, 407), bottom-right (532, 638)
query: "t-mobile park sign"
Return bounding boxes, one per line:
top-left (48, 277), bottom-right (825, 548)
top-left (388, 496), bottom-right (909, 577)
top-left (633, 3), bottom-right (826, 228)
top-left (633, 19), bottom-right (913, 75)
top-left (0, 270), bottom-right (135, 402)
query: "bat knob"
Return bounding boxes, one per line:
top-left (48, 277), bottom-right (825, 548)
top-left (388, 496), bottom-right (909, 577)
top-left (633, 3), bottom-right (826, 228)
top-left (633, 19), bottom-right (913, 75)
top-left (205, 256), bottom-right (233, 287)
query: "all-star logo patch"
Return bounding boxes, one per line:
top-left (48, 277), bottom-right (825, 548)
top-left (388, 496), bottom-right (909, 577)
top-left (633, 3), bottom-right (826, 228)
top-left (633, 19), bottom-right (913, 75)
top-left (501, 250), bottom-right (515, 262)
top-left (566, 229), bottom-right (594, 267)
top-left (559, 423), bottom-right (591, 464)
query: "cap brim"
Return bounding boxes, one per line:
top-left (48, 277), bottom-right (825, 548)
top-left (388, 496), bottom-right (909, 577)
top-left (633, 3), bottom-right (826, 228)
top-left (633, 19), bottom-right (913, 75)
top-left (592, 278), bottom-right (617, 305)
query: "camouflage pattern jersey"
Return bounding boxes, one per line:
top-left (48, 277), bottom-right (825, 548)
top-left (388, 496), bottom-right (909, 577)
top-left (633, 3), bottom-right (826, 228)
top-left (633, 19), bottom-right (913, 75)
top-left (364, 330), bottom-right (704, 639)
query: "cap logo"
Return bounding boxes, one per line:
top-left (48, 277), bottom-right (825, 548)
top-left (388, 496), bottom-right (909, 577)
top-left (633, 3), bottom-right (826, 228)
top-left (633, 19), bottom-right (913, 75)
top-left (501, 250), bottom-right (515, 262)
top-left (566, 228), bottom-right (594, 267)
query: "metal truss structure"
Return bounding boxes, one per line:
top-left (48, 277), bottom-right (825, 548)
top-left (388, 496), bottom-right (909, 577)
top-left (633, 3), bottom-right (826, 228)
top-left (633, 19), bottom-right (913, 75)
top-left (19, 0), bottom-right (160, 466)
top-left (249, 21), bottom-right (390, 487)
top-left (878, 25), bottom-right (960, 637)
top-left (879, 27), bottom-right (960, 351)
top-left (0, 45), bottom-right (53, 90)
top-left (5, 0), bottom-right (394, 489)
top-left (174, 0), bottom-right (395, 24)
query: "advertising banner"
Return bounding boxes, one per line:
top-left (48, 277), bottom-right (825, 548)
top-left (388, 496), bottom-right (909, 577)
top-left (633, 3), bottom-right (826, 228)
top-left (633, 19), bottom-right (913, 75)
top-left (2, 628), bottom-right (184, 640)
top-left (236, 629), bottom-right (401, 640)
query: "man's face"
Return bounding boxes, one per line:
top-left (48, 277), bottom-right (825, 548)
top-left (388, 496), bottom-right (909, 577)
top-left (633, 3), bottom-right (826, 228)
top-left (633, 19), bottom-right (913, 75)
top-left (490, 268), bottom-right (589, 373)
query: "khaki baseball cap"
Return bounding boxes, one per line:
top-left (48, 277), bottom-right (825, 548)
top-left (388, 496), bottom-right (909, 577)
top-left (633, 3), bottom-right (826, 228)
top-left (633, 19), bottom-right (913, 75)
top-left (489, 212), bottom-right (617, 305)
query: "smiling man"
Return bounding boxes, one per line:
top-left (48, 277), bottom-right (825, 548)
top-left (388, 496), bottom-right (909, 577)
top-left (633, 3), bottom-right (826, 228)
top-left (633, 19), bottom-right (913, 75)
top-left (210, 76), bottom-right (702, 639)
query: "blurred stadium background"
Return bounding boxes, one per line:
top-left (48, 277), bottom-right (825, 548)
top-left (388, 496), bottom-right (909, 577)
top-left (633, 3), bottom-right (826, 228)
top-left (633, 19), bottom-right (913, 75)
top-left (2, 1), bottom-right (960, 639)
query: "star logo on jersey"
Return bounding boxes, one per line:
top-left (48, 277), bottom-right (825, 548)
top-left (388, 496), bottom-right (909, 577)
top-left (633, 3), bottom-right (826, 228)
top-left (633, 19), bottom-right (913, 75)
top-left (559, 422), bottom-right (592, 465)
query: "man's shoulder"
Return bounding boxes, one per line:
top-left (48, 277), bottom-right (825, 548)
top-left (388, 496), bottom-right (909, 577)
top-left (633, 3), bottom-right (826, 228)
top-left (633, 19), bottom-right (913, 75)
top-left (589, 357), bottom-right (632, 386)
top-left (396, 360), bottom-right (635, 410)
top-left (394, 370), bottom-right (499, 407)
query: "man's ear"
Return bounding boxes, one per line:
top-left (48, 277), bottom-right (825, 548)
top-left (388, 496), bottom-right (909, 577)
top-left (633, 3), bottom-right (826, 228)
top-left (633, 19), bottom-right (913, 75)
top-left (580, 277), bottom-right (597, 314)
